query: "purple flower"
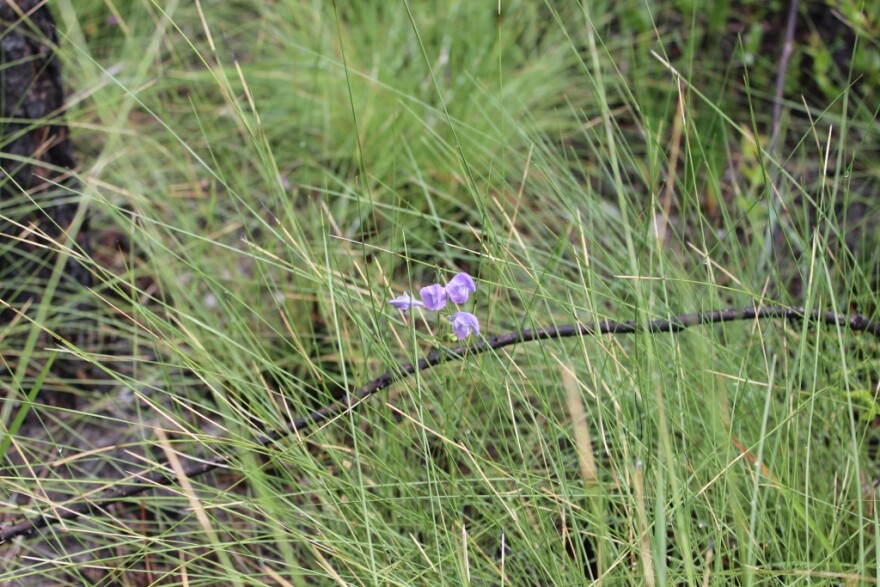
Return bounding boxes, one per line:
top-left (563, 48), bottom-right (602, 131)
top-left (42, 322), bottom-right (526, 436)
top-left (419, 284), bottom-right (447, 311)
top-left (389, 291), bottom-right (424, 312)
top-left (450, 312), bottom-right (480, 340)
top-left (445, 272), bottom-right (476, 304)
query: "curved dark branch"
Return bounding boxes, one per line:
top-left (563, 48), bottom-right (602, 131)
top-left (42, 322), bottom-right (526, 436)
top-left (2, 305), bottom-right (878, 543)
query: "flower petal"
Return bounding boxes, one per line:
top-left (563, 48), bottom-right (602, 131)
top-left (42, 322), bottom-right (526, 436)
top-left (419, 284), bottom-right (447, 311)
top-left (446, 272), bottom-right (476, 304)
top-left (450, 311), bottom-right (480, 339)
top-left (389, 292), bottom-right (424, 312)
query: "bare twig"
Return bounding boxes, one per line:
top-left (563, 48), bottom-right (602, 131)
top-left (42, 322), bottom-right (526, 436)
top-left (762, 0), bottom-right (802, 285)
top-left (770, 0), bottom-right (800, 154)
top-left (1, 305), bottom-right (878, 543)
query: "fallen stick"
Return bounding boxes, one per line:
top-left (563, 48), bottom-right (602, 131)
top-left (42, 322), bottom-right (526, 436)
top-left (1, 305), bottom-right (877, 543)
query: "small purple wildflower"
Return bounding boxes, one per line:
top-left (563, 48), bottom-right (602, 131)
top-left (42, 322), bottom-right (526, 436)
top-left (389, 292), bottom-right (424, 312)
top-left (445, 272), bottom-right (476, 304)
top-left (420, 284), bottom-right (447, 311)
top-left (450, 312), bottom-right (480, 340)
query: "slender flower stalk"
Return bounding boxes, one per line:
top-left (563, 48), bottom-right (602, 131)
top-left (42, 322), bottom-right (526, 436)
top-left (390, 270), bottom-right (479, 339)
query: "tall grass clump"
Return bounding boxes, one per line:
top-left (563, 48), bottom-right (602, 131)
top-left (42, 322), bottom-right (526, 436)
top-left (1, 0), bottom-right (878, 584)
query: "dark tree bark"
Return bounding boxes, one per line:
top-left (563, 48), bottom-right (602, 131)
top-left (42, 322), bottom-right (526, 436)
top-left (0, 1), bottom-right (90, 327)
top-left (1, 1), bottom-right (93, 411)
